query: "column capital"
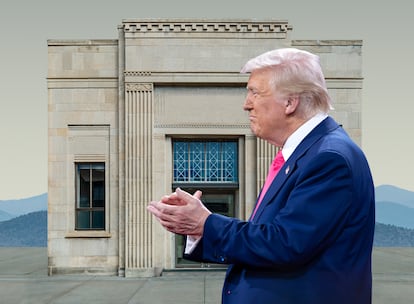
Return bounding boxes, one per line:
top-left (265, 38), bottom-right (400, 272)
top-left (125, 82), bottom-right (153, 92)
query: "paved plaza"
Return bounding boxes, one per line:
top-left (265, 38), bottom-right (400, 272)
top-left (0, 247), bottom-right (413, 303)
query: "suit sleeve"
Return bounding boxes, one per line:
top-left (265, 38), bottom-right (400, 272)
top-left (186, 151), bottom-right (354, 269)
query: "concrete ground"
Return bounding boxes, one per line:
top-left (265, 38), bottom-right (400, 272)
top-left (0, 247), bottom-right (413, 304)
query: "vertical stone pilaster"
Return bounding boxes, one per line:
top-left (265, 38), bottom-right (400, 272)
top-left (124, 83), bottom-right (154, 277)
top-left (256, 138), bottom-right (279, 195)
top-left (244, 135), bottom-right (257, 218)
top-left (117, 24), bottom-right (126, 277)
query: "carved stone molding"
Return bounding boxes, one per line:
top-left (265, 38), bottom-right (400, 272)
top-left (124, 71), bottom-right (247, 84)
top-left (122, 20), bottom-right (292, 34)
top-left (154, 123), bottom-right (250, 129)
top-left (125, 83), bottom-right (153, 92)
top-left (124, 71), bottom-right (152, 77)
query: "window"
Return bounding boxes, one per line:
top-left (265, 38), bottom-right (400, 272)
top-left (75, 163), bottom-right (105, 230)
top-left (173, 140), bottom-right (238, 185)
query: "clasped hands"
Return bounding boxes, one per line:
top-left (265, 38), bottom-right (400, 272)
top-left (147, 188), bottom-right (212, 238)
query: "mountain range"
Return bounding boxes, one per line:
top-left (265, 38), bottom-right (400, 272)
top-left (375, 185), bottom-right (414, 229)
top-left (0, 185), bottom-right (413, 246)
top-left (0, 193), bottom-right (47, 221)
top-left (375, 184), bottom-right (414, 208)
top-left (0, 211), bottom-right (47, 247)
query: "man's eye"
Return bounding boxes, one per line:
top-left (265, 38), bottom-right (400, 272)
top-left (248, 89), bottom-right (257, 95)
top-left (247, 88), bottom-right (259, 98)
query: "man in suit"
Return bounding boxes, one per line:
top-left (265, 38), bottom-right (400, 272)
top-left (148, 48), bottom-right (375, 303)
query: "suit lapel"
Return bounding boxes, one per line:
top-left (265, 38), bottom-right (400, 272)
top-left (252, 159), bottom-right (294, 221)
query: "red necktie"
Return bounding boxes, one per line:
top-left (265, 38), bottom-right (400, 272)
top-left (251, 150), bottom-right (285, 220)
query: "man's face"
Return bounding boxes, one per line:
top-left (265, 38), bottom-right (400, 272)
top-left (243, 69), bottom-right (286, 146)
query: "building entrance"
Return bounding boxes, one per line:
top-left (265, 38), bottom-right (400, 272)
top-left (174, 191), bottom-right (235, 268)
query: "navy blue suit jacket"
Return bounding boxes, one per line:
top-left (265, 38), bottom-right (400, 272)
top-left (185, 117), bottom-right (375, 304)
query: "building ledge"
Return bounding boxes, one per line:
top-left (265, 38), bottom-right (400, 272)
top-left (65, 231), bottom-right (112, 238)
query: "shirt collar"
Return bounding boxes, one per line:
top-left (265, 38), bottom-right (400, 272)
top-left (282, 113), bottom-right (328, 161)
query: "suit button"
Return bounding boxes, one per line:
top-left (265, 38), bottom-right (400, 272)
top-left (226, 290), bottom-right (231, 295)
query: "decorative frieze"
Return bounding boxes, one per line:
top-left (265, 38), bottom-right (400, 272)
top-left (124, 71), bottom-right (152, 77)
top-left (123, 20), bottom-right (292, 34)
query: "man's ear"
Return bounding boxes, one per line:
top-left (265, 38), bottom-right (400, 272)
top-left (285, 95), bottom-right (300, 115)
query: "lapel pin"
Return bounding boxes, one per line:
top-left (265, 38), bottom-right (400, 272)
top-left (285, 166), bottom-right (290, 175)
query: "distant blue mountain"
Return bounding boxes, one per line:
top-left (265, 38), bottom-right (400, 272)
top-left (375, 185), bottom-right (414, 208)
top-left (0, 210), bottom-right (14, 222)
top-left (376, 201), bottom-right (414, 229)
top-left (0, 211), bottom-right (47, 247)
top-left (375, 185), bottom-right (414, 229)
top-left (374, 222), bottom-right (414, 247)
top-left (0, 193), bottom-right (47, 219)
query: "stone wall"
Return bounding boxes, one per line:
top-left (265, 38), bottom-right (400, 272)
top-left (47, 40), bottom-right (119, 275)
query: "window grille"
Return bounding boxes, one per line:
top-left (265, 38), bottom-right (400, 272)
top-left (173, 141), bottom-right (238, 183)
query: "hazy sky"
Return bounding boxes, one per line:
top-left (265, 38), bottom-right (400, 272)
top-left (1, 0), bottom-right (413, 199)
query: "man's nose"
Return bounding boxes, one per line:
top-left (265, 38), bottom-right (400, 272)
top-left (243, 93), bottom-right (252, 111)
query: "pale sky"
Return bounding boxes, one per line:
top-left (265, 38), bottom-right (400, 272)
top-left (1, 0), bottom-right (413, 199)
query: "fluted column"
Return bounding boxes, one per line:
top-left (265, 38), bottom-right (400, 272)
top-left (256, 138), bottom-right (279, 194)
top-left (124, 83), bottom-right (154, 277)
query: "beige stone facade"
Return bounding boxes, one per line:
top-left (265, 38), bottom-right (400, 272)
top-left (47, 19), bottom-right (363, 277)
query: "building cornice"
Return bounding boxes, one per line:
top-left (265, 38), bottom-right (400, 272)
top-left (120, 19), bottom-right (292, 38)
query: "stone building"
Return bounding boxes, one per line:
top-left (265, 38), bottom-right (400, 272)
top-left (47, 19), bottom-right (363, 277)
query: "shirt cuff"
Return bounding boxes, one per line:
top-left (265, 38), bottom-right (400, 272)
top-left (184, 235), bottom-right (201, 255)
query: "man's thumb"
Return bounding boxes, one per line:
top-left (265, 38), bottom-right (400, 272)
top-left (193, 190), bottom-right (203, 200)
top-left (175, 187), bottom-right (202, 200)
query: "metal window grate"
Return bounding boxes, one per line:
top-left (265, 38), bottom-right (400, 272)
top-left (173, 141), bottom-right (238, 183)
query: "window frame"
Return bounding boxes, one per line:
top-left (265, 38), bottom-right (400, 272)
top-left (75, 162), bottom-right (106, 231)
